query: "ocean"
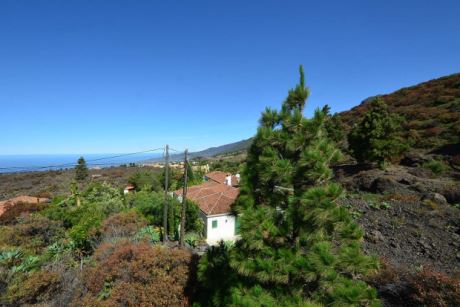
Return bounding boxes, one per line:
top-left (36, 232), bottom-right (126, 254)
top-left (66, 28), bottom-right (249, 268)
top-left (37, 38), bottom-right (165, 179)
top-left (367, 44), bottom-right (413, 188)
top-left (0, 153), bottom-right (163, 174)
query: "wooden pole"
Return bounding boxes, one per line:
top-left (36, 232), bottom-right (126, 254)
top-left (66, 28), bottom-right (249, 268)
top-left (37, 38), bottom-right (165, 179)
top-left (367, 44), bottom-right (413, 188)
top-left (179, 149), bottom-right (188, 247)
top-left (163, 145), bottom-right (169, 242)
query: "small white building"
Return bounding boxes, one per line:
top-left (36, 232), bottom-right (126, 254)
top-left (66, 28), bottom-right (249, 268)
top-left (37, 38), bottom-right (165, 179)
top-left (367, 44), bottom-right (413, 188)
top-left (174, 179), bottom-right (240, 245)
top-left (123, 184), bottom-right (136, 195)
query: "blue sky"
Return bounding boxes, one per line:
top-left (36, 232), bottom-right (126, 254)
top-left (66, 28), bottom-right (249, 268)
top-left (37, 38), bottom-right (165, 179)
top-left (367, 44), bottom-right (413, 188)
top-left (1, 0), bottom-right (459, 154)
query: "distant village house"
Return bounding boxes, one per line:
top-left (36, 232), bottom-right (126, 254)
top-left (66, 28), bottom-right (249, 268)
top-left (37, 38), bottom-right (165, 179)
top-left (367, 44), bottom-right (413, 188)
top-left (123, 184), bottom-right (136, 195)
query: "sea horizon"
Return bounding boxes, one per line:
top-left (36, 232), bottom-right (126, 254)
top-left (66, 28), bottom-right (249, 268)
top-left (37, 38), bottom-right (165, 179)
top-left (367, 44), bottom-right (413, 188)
top-left (0, 153), bottom-right (163, 174)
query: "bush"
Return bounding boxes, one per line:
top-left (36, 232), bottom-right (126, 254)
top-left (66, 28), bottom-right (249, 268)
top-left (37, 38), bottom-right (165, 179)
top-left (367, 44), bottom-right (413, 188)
top-left (68, 210), bottom-right (104, 251)
top-left (128, 171), bottom-right (162, 192)
top-left (126, 191), bottom-right (164, 225)
top-left (79, 242), bottom-right (195, 306)
top-left (0, 201), bottom-right (47, 225)
top-left (6, 270), bottom-right (61, 304)
top-left (368, 259), bottom-right (460, 306)
top-left (423, 159), bottom-right (449, 174)
top-left (0, 214), bottom-right (65, 253)
top-left (100, 211), bottom-right (147, 242)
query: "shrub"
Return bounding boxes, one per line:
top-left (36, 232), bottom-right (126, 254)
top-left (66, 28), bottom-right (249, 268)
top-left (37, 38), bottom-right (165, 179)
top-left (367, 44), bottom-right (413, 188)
top-left (368, 259), bottom-right (460, 306)
top-left (409, 268), bottom-right (460, 306)
top-left (0, 214), bottom-right (65, 253)
top-left (100, 211), bottom-right (147, 242)
top-left (127, 191), bottom-right (164, 225)
top-left (423, 159), bottom-right (449, 174)
top-left (6, 270), bottom-right (61, 304)
top-left (82, 182), bottom-right (125, 216)
top-left (128, 171), bottom-right (162, 192)
top-left (79, 242), bottom-right (195, 306)
top-left (68, 210), bottom-right (104, 251)
top-left (0, 201), bottom-right (47, 225)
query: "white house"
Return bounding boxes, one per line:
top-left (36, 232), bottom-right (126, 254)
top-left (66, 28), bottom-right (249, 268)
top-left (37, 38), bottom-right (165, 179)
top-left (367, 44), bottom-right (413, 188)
top-left (174, 179), bottom-right (240, 245)
top-left (123, 184), bottom-right (135, 195)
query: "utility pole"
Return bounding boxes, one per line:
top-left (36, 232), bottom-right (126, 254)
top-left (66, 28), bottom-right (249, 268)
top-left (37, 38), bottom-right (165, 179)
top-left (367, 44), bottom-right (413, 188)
top-left (163, 145), bottom-right (169, 242)
top-left (179, 149), bottom-right (188, 247)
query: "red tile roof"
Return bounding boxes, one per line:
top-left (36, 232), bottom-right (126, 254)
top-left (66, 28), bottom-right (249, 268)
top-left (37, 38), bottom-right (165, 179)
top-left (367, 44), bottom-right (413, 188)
top-left (0, 196), bottom-right (49, 217)
top-left (174, 181), bottom-right (239, 215)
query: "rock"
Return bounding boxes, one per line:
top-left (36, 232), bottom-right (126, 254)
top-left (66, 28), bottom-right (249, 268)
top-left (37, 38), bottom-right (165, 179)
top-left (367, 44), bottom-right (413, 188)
top-left (371, 176), bottom-right (403, 194)
top-left (400, 152), bottom-right (428, 167)
top-left (419, 240), bottom-right (431, 250)
top-left (422, 193), bottom-right (448, 205)
top-left (367, 230), bottom-right (385, 243)
top-left (407, 167), bottom-right (433, 179)
top-left (442, 184), bottom-right (460, 204)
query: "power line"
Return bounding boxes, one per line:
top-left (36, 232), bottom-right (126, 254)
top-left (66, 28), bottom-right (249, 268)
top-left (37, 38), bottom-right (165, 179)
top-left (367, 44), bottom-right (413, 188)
top-left (0, 147), bottom-right (165, 172)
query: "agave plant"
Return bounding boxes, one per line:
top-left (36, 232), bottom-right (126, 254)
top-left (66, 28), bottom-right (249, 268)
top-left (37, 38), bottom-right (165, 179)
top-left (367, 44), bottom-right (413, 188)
top-left (0, 249), bottom-right (24, 267)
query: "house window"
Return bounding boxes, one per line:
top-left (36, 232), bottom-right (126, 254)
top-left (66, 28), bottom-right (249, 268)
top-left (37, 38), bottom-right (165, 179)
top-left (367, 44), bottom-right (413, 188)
top-left (212, 220), bottom-right (218, 229)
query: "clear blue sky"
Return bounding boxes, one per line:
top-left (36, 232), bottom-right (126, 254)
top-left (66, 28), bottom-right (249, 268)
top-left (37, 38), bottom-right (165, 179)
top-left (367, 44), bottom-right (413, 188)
top-left (1, 0), bottom-right (459, 154)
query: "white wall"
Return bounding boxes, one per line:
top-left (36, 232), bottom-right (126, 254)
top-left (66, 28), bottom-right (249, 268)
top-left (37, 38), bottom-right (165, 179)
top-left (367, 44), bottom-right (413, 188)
top-left (204, 213), bottom-right (237, 245)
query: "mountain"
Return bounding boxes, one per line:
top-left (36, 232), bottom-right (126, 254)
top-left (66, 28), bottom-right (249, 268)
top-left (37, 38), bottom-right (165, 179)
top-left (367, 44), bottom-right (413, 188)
top-left (340, 73), bottom-right (460, 149)
top-left (146, 138), bottom-right (253, 162)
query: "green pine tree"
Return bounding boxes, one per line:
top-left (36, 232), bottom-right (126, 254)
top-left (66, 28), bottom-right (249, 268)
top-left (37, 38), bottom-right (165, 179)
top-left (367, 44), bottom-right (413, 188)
top-left (227, 66), bottom-right (379, 305)
top-left (322, 104), bottom-right (346, 149)
top-left (75, 156), bottom-right (89, 181)
top-left (348, 97), bottom-right (407, 168)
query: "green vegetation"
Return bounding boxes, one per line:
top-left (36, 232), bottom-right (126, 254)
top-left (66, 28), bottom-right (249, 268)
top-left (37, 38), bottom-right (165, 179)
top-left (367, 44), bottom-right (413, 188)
top-left (0, 170), bottom-right (204, 305)
top-left (349, 97), bottom-right (408, 167)
top-left (423, 159), bottom-right (449, 175)
top-left (199, 66), bottom-right (379, 305)
top-left (128, 171), bottom-right (162, 191)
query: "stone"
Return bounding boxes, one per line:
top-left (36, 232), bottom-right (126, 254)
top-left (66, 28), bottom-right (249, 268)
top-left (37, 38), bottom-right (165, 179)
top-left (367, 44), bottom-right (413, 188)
top-left (442, 185), bottom-right (460, 204)
top-left (367, 230), bottom-right (385, 243)
top-left (371, 176), bottom-right (402, 194)
top-left (422, 193), bottom-right (448, 205)
top-left (400, 152), bottom-right (427, 167)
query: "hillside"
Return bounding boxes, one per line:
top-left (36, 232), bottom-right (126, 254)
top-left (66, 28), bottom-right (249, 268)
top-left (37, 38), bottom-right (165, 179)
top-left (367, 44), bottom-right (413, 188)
top-left (340, 73), bottom-right (460, 149)
top-left (174, 73), bottom-right (460, 161)
top-left (146, 138), bottom-right (253, 162)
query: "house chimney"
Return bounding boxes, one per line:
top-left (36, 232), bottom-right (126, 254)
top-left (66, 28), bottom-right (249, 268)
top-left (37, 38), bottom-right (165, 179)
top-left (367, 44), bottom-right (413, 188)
top-left (225, 174), bottom-right (232, 186)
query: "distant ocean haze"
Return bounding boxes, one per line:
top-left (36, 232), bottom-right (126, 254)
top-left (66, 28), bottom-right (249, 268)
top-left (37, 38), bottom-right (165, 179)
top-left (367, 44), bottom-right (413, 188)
top-left (0, 153), bottom-right (163, 173)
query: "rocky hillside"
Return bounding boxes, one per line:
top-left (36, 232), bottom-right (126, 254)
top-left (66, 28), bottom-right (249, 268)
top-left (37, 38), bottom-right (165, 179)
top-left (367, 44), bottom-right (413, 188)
top-left (340, 73), bottom-right (460, 148)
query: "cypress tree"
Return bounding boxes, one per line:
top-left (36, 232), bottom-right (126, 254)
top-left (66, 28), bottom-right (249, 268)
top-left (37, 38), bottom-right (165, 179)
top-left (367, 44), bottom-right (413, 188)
top-left (75, 156), bottom-right (89, 181)
top-left (229, 66), bottom-right (379, 305)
